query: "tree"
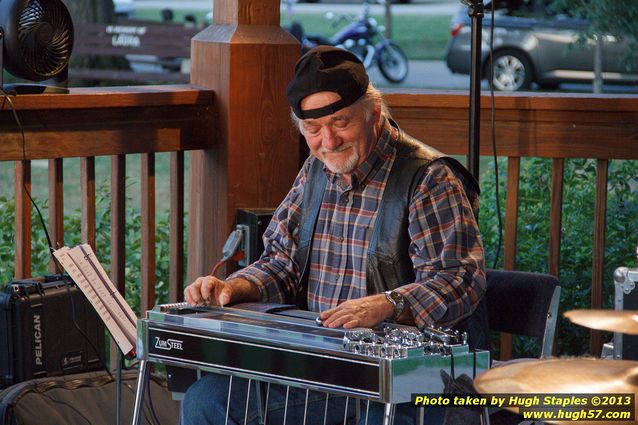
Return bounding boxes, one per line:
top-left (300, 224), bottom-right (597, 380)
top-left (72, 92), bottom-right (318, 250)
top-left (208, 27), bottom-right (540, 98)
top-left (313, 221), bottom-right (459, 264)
top-left (62, 0), bottom-right (117, 25)
top-left (62, 0), bottom-right (129, 83)
top-left (548, 0), bottom-right (638, 93)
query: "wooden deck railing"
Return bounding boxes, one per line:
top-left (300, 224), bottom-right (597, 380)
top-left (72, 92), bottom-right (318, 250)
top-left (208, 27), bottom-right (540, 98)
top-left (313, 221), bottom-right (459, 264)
top-left (0, 85), bottom-right (214, 313)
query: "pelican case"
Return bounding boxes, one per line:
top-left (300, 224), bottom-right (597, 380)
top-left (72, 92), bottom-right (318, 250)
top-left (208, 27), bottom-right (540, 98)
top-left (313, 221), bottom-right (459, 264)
top-left (0, 275), bottom-right (105, 389)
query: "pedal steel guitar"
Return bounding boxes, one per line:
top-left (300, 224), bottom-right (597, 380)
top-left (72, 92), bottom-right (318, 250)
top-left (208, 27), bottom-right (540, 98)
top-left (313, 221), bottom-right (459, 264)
top-left (131, 303), bottom-right (489, 425)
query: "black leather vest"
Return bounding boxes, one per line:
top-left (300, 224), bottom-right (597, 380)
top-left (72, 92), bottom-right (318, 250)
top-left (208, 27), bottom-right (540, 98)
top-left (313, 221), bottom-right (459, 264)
top-left (294, 124), bottom-right (488, 349)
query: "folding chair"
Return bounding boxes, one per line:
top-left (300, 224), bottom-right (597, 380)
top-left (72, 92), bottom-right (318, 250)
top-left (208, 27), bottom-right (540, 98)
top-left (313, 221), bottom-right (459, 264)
top-left (485, 269), bottom-right (561, 359)
top-left (480, 269), bottom-right (561, 425)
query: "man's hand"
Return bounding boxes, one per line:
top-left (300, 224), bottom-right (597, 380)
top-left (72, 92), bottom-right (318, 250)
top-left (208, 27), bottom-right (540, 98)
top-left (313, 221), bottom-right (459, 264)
top-left (319, 294), bottom-right (394, 329)
top-left (184, 276), bottom-right (259, 307)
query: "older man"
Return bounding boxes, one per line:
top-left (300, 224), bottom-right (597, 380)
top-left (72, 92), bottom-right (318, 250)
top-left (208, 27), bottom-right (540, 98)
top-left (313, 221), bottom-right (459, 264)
top-left (182, 46), bottom-right (486, 425)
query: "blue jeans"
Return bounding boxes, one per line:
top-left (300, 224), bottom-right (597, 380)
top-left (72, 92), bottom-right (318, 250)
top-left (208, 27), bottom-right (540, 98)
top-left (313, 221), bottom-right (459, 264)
top-left (180, 373), bottom-right (438, 425)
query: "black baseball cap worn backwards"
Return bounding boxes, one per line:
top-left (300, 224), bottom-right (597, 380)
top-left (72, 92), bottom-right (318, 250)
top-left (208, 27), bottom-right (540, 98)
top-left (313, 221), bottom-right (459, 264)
top-left (287, 46), bottom-right (369, 120)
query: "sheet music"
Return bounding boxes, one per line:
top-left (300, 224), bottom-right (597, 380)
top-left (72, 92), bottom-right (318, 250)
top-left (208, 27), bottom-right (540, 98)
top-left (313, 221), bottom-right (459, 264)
top-left (53, 244), bottom-right (137, 355)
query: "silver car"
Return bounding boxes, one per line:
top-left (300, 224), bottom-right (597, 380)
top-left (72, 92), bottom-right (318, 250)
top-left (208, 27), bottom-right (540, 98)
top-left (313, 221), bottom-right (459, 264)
top-left (445, 0), bottom-right (638, 91)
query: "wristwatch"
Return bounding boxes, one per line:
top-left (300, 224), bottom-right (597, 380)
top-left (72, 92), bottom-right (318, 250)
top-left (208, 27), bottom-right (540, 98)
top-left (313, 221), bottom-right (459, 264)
top-left (384, 290), bottom-right (405, 321)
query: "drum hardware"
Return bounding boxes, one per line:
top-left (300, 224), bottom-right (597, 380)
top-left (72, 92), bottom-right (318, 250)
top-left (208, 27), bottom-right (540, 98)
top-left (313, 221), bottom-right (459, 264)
top-left (615, 267), bottom-right (638, 296)
top-left (614, 267), bottom-right (638, 359)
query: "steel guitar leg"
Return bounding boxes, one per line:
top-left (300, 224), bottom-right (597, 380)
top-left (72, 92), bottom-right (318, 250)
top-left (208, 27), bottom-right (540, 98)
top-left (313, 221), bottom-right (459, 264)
top-left (131, 360), bottom-right (149, 425)
top-left (263, 382), bottom-right (271, 424)
top-left (303, 389), bottom-right (310, 425)
top-left (382, 403), bottom-right (395, 425)
top-left (244, 379), bottom-right (253, 425)
top-left (417, 406), bottom-right (425, 425)
top-left (255, 382), bottom-right (265, 424)
top-left (480, 407), bottom-right (491, 425)
top-left (343, 397), bottom-right (350, 424)
top-left (225, 376), bottom-right (234, 425)
top-left (283, 386), bottom-right (291, 425)
top-left (323, 393), bottom-right (330, 425)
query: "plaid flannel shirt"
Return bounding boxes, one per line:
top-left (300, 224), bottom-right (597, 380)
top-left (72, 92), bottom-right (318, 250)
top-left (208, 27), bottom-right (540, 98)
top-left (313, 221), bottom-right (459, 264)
top-left (229, 124), bottom-right (485, 329)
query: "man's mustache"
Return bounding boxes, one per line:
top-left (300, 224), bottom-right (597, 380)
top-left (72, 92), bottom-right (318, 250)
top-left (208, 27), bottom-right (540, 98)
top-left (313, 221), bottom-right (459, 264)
top-left (320, 144), bottom-right (352, 154)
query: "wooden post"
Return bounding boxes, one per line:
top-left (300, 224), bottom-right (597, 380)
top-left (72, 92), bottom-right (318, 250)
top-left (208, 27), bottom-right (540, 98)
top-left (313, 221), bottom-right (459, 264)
top-left (187, 0), bottom-right (301, 281)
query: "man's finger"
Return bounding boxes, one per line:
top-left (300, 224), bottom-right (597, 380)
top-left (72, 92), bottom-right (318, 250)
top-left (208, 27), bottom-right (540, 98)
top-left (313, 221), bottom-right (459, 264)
top-left (323, 307), bottom-right (353, 328)
top-left (325, 313), bottom-right (354, 329)
top-left (185, 279), bottom-right (203, 305)
top-left (319, 309), bottom-right (334, 320)
top-left (200, 276), bottom-right (217, 303)
top-left (218, 287), bottom-right (231, 307)
top-left (342, 319), bottom-right (360, 329)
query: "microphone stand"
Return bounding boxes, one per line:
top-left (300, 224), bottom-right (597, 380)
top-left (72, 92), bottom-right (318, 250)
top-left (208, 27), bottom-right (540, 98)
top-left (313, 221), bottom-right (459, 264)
top-left (462, 0), bottom-right (484, 181)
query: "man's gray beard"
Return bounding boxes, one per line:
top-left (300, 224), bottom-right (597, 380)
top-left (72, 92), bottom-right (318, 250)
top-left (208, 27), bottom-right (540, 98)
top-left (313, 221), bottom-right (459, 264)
top-left (323, 150), bottom-right (360, 175)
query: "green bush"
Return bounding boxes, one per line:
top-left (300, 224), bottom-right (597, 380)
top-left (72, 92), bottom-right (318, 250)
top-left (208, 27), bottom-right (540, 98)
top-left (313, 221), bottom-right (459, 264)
top-left (0, 181), bottom-right (181, 317)
top-left (479, 157), bottom-right (638, 357)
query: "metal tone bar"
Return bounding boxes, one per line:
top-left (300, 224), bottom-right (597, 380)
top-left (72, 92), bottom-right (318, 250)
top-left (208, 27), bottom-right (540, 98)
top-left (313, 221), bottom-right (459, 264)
top-left (80, 156), bottom-right (96, 249)
top-left (14, 160), bottom-right (31, 279)
top-left (225, 376), bottom-right (233, 425)
top-left (141, 153), bottom-right (156, 313)
top-left (131, 360), bottom-right (149, 425)
top-left (169, 151), bottom-right (185, 302)
top-left (549, 158), bottom-right (564, 278)
top-left (283, 386), bottom-right (290, 425)
top-left (244, 379), bottom-right (252, 425)
top-left (303, 389), bottom-right (309, 425)
top-left (591, 158), bottom-right (608, 355)
top-left (48, 158), bottom-right (64, 273)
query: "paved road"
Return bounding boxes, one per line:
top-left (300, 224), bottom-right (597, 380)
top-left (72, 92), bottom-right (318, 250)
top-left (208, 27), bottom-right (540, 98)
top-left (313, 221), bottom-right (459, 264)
top-left (370, 59), bottom-right (470, 90)
top-left (369, 59), bottom-right (638, 93)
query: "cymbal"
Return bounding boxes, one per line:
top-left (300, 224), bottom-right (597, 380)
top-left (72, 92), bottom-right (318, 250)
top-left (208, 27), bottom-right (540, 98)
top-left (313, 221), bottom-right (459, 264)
top-left (474, 358), bottom-right (638, 425)
top-left (564, 309), bottom-right (638, 334)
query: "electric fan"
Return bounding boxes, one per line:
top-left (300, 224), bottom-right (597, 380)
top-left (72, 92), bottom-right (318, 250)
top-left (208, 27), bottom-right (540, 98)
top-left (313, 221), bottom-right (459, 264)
top-left (0, 0), bottom-right (74, 94)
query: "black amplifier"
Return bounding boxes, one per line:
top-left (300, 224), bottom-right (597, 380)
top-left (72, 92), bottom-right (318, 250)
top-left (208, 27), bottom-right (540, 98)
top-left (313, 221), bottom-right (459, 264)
top-left (235, 208), bottom-right (274, 267)
top-left (0, 275), bottom-right (105, 388)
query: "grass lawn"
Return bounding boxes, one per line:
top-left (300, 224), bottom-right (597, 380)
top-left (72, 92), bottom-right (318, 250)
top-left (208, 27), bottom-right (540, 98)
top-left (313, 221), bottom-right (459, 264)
top-left (0, 154), bottom-right (183, 217)
top-left (133, 9), bottom-right (452, 61)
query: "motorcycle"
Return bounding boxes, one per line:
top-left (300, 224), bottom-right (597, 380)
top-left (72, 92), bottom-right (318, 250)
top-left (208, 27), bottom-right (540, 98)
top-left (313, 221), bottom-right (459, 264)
top-left (295, 0), bottom-right (409, 84)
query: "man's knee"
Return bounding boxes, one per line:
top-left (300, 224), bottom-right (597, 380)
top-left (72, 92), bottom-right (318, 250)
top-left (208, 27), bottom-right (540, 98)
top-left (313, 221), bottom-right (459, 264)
top-left (181, 373), bottom-right (230, 424)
